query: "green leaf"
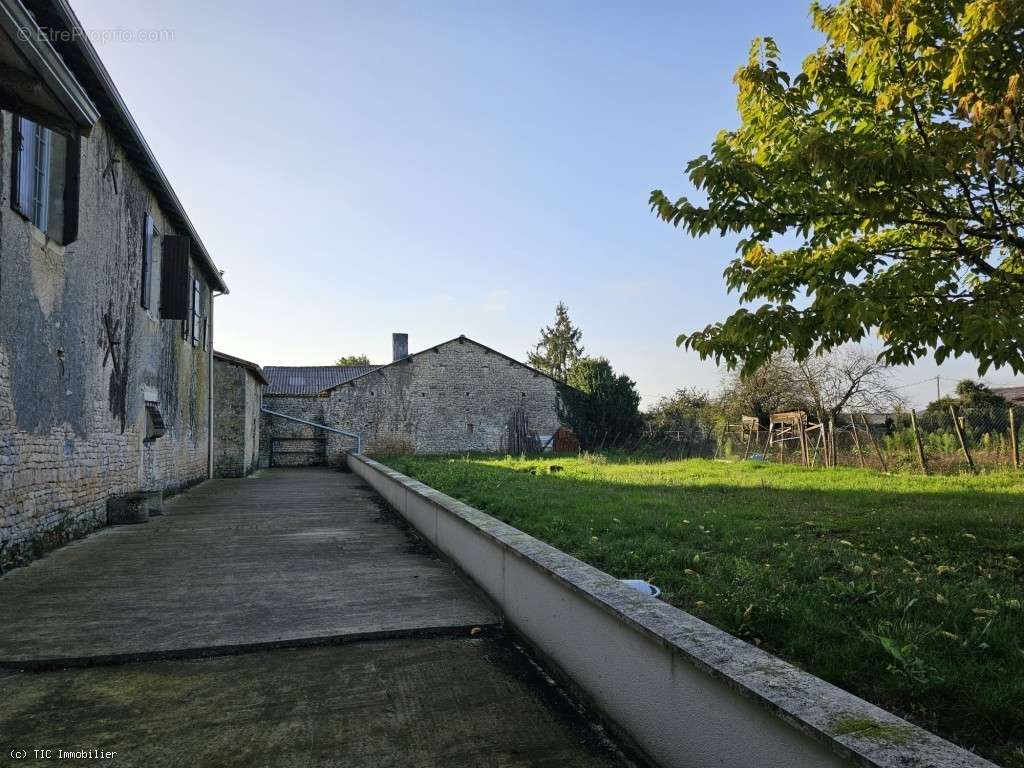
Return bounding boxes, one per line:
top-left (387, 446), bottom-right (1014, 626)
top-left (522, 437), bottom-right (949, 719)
top-left (650, 0), bottom-right (1024, 377)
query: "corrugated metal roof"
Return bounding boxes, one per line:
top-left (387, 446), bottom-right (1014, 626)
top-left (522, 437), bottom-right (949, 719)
top-left (263, 365), bottom-right (380, 396)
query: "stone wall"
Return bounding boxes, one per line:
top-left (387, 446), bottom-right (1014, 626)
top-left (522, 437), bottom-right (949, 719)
top-left (0, 113), bottom-right (215, 568)
top-left (260, 395), bottom-right (343, 467)
top-left (260, 338), bottom-right (562, 461)
top-left (212, 357), bottom-right (262, 477)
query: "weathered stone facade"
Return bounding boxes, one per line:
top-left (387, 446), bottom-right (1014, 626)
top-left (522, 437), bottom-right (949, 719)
top-left (261, 336), bottom-right (562, 462)
top-left (0, 107), bottom-right (224, 564)
top-left (260, 396), bottom-right (339, 467)
top-left (213, 353), bottom-right (264, 477)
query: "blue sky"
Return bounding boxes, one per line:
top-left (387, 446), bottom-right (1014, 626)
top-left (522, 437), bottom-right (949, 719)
top-left (74, 0), bottom-right (1021, 407)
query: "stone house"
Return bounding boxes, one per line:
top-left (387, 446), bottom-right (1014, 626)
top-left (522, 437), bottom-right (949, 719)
top-left (262, 334), bottom-right (563, 462)
top-left (0, 1), bottom-right (228, 567)
top-left (212, 352), bottom-right (265, 478)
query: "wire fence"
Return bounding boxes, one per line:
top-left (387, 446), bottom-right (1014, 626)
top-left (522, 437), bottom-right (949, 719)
top-left (558, 406), bottom-right (1023, 475)
top-left (561, 423), bottom-right (719, 461)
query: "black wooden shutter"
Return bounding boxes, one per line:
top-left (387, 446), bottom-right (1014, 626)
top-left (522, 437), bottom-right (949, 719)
top-left (159, 235), bottom-right (191, 320)
top-left (140, 213), bottom-right (153, 309)
top-left (10, 118), bottom-right (26, 215)
top-left (62, 131), bottom-right (81, 243)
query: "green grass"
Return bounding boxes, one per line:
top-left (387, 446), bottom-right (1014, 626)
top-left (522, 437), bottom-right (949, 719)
top-left (381, 454), bottom-right (1024, 767)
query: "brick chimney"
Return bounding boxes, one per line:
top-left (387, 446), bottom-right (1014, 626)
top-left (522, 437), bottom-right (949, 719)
top-left (392, 333), bottom-right (409, 362)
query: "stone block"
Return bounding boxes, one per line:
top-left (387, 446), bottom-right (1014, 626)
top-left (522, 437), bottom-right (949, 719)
top-left (144, 491), bottom-right (164, 517)
top-left (107, 494), bottom-right (150, 525)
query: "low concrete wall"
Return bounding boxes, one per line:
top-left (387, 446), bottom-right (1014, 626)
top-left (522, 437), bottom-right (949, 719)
top-left (349, 454), bottom-right (995, 768)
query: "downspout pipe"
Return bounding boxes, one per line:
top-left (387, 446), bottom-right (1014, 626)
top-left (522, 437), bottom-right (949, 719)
top-left (207, 289), bottom-right (222, 478)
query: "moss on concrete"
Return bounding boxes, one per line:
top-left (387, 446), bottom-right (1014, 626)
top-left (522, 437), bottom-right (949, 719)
top-left (833, 715), bottom-right (918, 746)
top-left (0, 639), bottom-right (630, 768)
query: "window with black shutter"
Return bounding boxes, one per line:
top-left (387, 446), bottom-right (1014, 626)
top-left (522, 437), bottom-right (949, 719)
top-left (140, 213), bottom-right (154, 309)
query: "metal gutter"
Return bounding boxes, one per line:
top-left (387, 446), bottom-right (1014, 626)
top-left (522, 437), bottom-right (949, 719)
top-left (207, 292), bottom-right (219, 478)
top-left (260, 407), bottom-right (361, 455)
top-left (0, 0), bottom-right (99, 131)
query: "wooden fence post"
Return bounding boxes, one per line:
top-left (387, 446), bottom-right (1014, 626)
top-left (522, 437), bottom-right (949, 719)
top-left (910, 409), bottom-right (928, 475)
top-left (741, 426), bottom-right (753, 461)
top-left (949, 406), bottom-right (975, 473)
top-left (799, 417), bottom-right (809, 467)
top-left (808, 425), bottom-right (822, 468)
top-left (1010, 408), bottom-right (1020, 470)
top-left (860, 414), bottom-right (887, 473)
top-left (828, 416), bottom-right (837, 468)
top-left (849, 414), bottom-right (865, 469)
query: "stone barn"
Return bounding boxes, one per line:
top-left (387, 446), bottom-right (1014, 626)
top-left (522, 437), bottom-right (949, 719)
top-left (262, 334), bottom-right (563, 463)
top-left (0, 2), bottom-right (228, 567)
top-left (212, 352), bottom-right (266, 477)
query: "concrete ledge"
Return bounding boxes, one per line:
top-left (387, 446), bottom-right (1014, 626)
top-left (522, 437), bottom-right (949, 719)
top-left (349, 453), bottom-right (996, 768)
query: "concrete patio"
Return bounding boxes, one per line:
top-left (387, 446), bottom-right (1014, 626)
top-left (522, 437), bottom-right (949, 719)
top-left (0, 469), bottom-right (630, 767)
top-left (0, 468), bottom-right (497, 666)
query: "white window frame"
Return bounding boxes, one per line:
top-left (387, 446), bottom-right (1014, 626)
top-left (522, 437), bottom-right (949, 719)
top-left (14, 116), bottom-right (52, 232)
top-left (191, 278), bottom-right (203, 347)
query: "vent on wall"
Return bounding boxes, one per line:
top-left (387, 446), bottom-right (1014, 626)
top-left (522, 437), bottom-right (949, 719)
top-left (144, 401), bottom-right (166, 441)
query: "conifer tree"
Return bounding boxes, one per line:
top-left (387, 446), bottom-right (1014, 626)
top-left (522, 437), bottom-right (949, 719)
top-left (528, 302), bottom-right (584, 380)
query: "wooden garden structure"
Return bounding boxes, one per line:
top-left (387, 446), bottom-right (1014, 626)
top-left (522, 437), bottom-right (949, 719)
top-left (766, 411), bottom-right (812, 466)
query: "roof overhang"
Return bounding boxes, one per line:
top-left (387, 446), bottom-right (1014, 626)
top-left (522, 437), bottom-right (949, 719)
top-left (213, 350), bottom-right (269, 386)
top-left (0, 0), bottom-right (98, 134)
top-left (13, 0), bottom-right (228, 294)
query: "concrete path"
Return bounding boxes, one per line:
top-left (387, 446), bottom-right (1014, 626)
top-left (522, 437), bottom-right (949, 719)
top-left (0, 468), bottom-right (497, 666)
top-left (1, 637), bottom-right (625, 768)
top-left (0, 468), bottom-right (633, 767)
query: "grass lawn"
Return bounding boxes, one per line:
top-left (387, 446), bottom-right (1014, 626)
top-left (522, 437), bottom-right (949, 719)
top-left (381, 455), bottom-right (1024, 767)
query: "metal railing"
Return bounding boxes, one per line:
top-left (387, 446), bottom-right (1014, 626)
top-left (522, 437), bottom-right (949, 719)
top-left (260, 407), bottom-right (362, 454)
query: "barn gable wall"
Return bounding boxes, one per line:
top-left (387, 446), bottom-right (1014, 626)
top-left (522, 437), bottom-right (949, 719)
top-left (260, 339), bottom-right (561, 461)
